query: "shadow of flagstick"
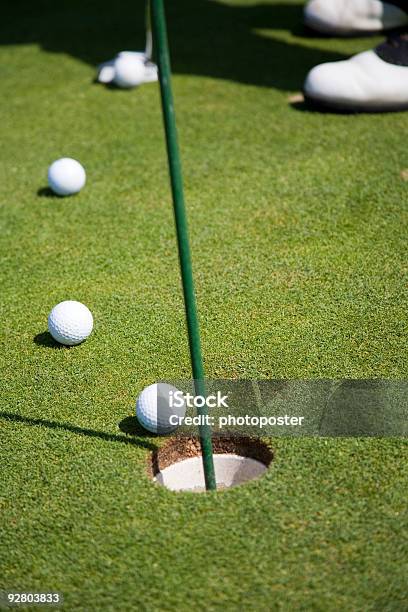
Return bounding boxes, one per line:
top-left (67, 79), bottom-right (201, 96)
top-left (1, 411), bottom-right (158, 452)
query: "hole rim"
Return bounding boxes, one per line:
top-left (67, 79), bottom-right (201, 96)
top-left (148, 436), bottom-right (274, 492)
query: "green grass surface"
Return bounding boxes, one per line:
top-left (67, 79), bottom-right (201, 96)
top-left (1, 0), bottom-right (407, 609)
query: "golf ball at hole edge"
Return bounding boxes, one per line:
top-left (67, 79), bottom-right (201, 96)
top-left (136, 383), bottom-right (186, 434)
top-left (48, 301), bottom-right (94, 346)
top-left (48, 158), bottom-right (86, 196)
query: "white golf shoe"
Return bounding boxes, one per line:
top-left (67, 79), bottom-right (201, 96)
top-left (304, 34), bottom-right (408, 112)
top-left (304, 0), bottom-right (408, 35)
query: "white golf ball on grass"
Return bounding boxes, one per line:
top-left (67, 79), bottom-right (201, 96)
top-left (113, 53), bottom-right (147, 88)
top-left (48, 158), bottom-right (86, 196)
top-left (136, 383), bottom-right (186, 435)
top-left (48, 301), bottom-right (94, 346)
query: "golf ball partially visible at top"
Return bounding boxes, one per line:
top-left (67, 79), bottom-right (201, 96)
top-left (48, 158), bottom-right (86, 196)
top-left (48, 301), bottom-right (94, 346)
top-left (136, 383), bottom-right (186, 435)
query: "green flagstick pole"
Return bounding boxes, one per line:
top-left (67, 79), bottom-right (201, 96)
top-left (150, 0), bottom-right (216, 491)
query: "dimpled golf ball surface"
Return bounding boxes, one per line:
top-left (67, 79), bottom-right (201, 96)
top-left (136, 383), bottom-right (186, 434)
top-left (48, 301), bottom-right (94, 346)
top-left (48, 158), bottom-right (86, 196)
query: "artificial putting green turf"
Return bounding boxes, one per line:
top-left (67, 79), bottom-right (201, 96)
top-left (1, 0), bottom-right (407, 609)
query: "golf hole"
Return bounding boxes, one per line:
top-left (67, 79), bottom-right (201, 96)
top-left (150, 437), bottom-right (273, 492)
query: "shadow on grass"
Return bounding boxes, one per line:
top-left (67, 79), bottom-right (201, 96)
top-left (119, 415), bottom-right (152, 437)
top-left (1, 411), bottom-right (158, 451)
top-left (290, 98), bottom-right (400, 115)
top-left (34, 331), bottom-right (67, 349)
top-left (290, 98), bottom-right (362, 114)
top-left (0, 0), bottom-right (348, 91)
top-left (37, 187), bottom-right (58, 198)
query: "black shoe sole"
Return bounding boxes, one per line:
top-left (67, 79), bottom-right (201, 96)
top-left (303, 23), bottom-right (408, 38)
top-left (303, 93), bottom-right (408, 113)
